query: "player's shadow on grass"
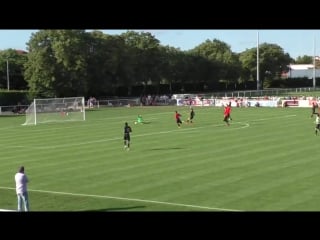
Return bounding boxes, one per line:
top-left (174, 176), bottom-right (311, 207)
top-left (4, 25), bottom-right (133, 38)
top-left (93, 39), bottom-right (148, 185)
top-left (150, 147), bottom-right (184, 151)
top-left (82, 205), bottom-right (146, 212)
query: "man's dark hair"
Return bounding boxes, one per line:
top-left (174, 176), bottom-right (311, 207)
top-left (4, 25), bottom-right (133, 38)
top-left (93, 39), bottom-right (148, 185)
top-left (18, 166), bottom-right (24, 173)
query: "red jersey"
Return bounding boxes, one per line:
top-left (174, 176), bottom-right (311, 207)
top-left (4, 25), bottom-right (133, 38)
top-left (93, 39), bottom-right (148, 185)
top-left (175, 112), bottom-right (181, 120)
top-left (224, 106), bottom-right (231, 116)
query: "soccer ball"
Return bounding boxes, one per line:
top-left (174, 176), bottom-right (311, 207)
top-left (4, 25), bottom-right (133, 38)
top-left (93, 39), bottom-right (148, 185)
top-left (134, 121), bottom-right (137, 125)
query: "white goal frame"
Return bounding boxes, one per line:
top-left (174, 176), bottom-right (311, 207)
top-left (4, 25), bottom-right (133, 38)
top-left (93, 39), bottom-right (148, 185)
top-left (22, 97), bottom-right (86, 125)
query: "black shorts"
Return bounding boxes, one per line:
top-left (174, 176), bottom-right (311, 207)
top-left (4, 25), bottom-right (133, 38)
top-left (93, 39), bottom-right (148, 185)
top-left (124, 133), bottom-right (130, 141)
top-left (176, 118), bottom-right (182, 124)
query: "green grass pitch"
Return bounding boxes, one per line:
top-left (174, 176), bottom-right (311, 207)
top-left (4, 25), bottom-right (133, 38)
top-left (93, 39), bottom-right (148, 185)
top-left (0, 105), bottom-right (319, 211)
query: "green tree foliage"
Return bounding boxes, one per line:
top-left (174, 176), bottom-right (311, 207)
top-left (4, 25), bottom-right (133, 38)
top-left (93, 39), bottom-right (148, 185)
top-left (0, 49), bottom-right (28, 90)
top-left (10, 30), bottom-right (310, 97)
top-left (295, 55), bottom-right (320, 68)
top-left (158, 46), bottom-right (185, 92)
top-left (295, 55), bottom-right (313, 64)
top-left (120, 31), bottom-right (162, 95)
top-left (239, 43), bottom-right (292, 88)
top-left (189, 39), bottom-right (241, 89)
top-left (85, 30), bottom-right (129, 96)
top-left (190, 39), bottom-right (233, 63)
top-left (24, 30), bottom-right (88, 98)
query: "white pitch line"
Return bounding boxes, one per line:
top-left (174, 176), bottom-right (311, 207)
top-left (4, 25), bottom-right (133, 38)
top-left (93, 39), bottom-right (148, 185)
top-left (4, 122), bottom-right (250, 150)
top-left (250, 114), bottom-right (297, 122)
top-left (0, 186), bottom-right (241, 212)
top-left (0, 115), bottom-right (295, 150)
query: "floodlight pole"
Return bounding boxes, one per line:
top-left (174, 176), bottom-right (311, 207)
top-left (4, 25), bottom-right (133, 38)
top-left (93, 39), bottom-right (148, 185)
top-left (6, 59), bottom-right (10, 91)
top-left (313, 35), bottom-right (316, 89)
top-left (257, 31), bottom-right (260, 91)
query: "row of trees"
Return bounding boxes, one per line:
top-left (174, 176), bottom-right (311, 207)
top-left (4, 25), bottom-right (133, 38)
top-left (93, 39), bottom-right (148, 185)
top-left (0, 30), bottom-right (313, 98)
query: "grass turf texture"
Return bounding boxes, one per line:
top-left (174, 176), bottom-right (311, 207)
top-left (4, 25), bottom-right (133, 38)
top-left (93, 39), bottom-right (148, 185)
top-left (0, 106), bottom-right (319, 211)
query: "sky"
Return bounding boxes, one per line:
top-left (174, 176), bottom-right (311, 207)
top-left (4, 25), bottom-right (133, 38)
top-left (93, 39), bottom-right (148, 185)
top-left (1, 29), bottom-right (320, 59)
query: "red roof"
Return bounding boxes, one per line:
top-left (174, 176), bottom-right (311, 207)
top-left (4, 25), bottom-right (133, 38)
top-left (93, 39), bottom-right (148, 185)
top-left (16, 49), bottom-right (28, 54)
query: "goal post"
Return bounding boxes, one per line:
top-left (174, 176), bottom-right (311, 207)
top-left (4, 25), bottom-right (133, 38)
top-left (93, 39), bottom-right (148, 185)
top-left (22, 97), bottom-right (86, 126)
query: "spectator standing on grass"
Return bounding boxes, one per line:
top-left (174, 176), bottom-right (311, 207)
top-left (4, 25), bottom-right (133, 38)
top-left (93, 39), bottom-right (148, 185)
top-left (14, 166), bottom-right (29, 211)
top-left (124, 122), bottom-right (132, 150)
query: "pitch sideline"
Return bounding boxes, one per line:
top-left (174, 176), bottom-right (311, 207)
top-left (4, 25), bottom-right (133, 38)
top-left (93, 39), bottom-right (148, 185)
top-left (0, 186), bottom-right (241, 212)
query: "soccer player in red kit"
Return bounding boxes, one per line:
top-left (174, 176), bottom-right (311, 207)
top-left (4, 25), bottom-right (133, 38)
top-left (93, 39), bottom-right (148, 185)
top-left (311, 101), bottom-right (318, 118)
top-left (175, 111), bottom-right (182, 128)
top-left (223, 104), bottom-right (231, 126)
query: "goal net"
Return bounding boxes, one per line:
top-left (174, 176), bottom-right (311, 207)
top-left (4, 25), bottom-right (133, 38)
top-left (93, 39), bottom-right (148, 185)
top-left (22, 97), bottom-right (85, 125)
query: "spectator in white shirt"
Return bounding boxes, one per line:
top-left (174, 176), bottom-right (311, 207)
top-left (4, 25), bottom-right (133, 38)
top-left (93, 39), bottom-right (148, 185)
top-left (14, 166), bottom-right (29, 211)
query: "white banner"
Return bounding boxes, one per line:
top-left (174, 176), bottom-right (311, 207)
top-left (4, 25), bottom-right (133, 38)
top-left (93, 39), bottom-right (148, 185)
top-left (176, 97), bottom-right (319, 108)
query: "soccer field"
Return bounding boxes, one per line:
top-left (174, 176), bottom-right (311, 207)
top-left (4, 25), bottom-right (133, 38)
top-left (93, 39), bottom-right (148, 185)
top-left (0, 105), bottom-right (319, 211)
